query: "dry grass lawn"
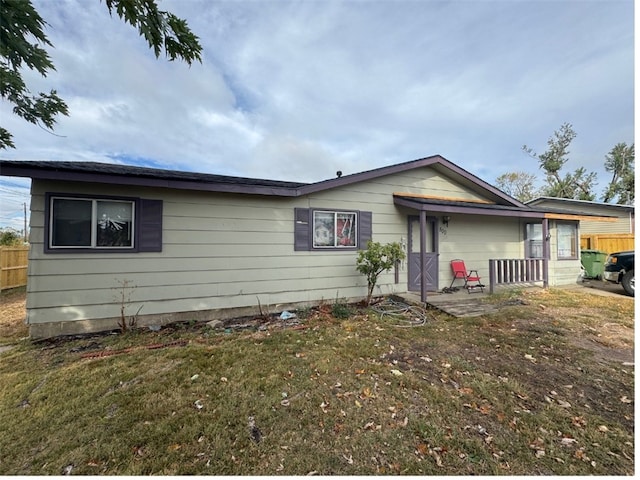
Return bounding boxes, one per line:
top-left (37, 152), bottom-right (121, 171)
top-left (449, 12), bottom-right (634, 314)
top-left (0, 286), bottom-right (634, 475)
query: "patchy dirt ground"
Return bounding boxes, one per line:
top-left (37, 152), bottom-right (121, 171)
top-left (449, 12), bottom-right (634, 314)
top-left (0, 288), bottom-right (28, 346)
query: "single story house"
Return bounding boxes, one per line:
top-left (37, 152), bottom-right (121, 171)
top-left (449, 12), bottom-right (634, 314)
top-left (0, 156), bottom-right (608, 338)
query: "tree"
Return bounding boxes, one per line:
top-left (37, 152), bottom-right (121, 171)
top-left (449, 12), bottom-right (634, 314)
top-left (0, 228), bottom-right (23, 245)
top-left (522, 123), bottom-right (597, 200)
top-left (356, 241), bottom-right (405, 305)
top-left (494, 171), bottom-right (538, 202)
top-left (602, 143), bottom-right (634, 204)
top-left (0, 0), bottom-right (202, 150)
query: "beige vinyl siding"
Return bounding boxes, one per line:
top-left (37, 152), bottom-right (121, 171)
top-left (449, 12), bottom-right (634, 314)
top-left (437, 215), bottom-right (522, 287)
top-left (579, 215), bottom-right (632, 235)
top-left (27, 180), bottom-right (373, 325)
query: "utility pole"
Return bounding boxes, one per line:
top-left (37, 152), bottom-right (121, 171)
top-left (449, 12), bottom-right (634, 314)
top-left (23, 202), bottom-right (27, 243)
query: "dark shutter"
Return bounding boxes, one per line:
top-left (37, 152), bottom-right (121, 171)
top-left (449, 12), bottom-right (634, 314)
top-left (358, 211), bottom-right (372, 249)
top-left (138, 199), bottom-right (163, 252)
top-left (294, 208), bottom-right (310, 251)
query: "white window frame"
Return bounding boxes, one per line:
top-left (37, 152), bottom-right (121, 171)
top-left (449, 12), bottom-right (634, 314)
top-left (556, 222), bottom-right (578, 260)
top-left (49, 196), bottom-right (135, 250)
top-left (312, 210), bottom-right (358, 249)
top-left (525, 223), bottom-right (544, 259)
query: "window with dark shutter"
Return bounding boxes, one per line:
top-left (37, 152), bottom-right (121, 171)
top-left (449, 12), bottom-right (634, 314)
top-left (294, 208), bottom-right (371, 251)
top-left (44, 193), bottom-right (162, 253)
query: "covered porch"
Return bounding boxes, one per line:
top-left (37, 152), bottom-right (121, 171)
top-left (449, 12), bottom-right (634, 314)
top-left (393, 193), bottom-right (552, 302)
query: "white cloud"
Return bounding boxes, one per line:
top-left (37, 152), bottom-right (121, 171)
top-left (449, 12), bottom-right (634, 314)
top-left (0, 0), bottom-right (634, 227)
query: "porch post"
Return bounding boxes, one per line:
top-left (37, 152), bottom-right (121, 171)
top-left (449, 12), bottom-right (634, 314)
top-left (542, 218), bottom-right (550, 288)
top-left (420, 210), bottom-right (427, 303)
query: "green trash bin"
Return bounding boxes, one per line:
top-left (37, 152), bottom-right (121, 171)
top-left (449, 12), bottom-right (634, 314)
top-left (581, 250), bottom-right (608, 280)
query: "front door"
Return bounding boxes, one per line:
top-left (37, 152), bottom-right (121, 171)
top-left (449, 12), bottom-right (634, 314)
top-left (408, 216), bottom-right (438, 291)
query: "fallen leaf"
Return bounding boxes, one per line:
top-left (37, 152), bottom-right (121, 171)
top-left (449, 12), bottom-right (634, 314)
top-left (571, 416), bottom-right (586, 428)
top-left (390, 369), bottom-right (403, 376)
top-left (320, 401), bottom-right (329, 413)
top-left (355, 369), bottom-right (366, 375)
top-left (597, 425), bottom-right (609, 432)
top-left (416, 443), bottom-right (429, 455)
top-left (168, 443), bottom-right (182, 451)
top-left (557, 400), bottom-right (571, 408)
top-left (361, 387), bottom-right (374, 398)
top-left (560, 437), bottom-right (577, 446)
top-left (620, 396), bottom-right (632, 404)
top-left (220, 377), bottom-right (228, 382)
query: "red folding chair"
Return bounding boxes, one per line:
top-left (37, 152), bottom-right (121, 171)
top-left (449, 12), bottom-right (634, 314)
top-left (450, 259), bottom-right (484, 293)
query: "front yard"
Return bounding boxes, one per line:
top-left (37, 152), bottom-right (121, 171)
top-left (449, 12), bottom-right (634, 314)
top-left (0, 287), bottom-right (634, 475)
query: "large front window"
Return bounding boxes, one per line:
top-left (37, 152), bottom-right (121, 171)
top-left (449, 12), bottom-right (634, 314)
top-left (557, 222), bottom-right (578, 259)
top-left (50, 197), bottom-right (134, 249)
top-left (313, 211), bottom-right (357, 248)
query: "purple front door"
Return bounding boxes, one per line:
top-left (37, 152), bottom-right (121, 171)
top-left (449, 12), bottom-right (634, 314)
top-left (408, 216), bottom-right (438, 292)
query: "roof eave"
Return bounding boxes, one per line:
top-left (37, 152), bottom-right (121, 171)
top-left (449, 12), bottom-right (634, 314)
top-left (393, 196), bottom-right (546, 218)
top-left (0, 163), bottom-right (298, 197)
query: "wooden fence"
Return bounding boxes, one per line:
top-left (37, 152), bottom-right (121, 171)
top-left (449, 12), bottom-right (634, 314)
top-left (0, 245), bottom-right (29, 290)
top-left (580, 233), bottom-right (635, 254)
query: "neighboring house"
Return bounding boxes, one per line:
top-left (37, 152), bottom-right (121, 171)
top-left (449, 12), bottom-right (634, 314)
top-left (0, 156), bottom-right (604, 338)
top-left (526, 197), bottom-right (635, 235)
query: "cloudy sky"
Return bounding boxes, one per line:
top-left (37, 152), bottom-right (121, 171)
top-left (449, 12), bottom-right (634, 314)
top-left (0, 0), bottom-right (634, 230)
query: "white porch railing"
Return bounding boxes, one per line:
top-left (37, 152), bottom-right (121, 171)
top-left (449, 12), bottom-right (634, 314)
top-left (488, 258), bottom-right (548, 294)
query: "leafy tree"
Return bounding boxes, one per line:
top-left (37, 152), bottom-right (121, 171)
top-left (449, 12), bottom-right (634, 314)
top-left (494, 171), bottom-right (538, 202)
top-left (522, 123), bottom-right (597, 200)
top-left (0, 228), bottom-right (23, 245)
top-left (356, 241), bottom-right (405, 305)
top-left (0, 0), bottom-right (202, 150)
top-left (602, 143), bottom-right (634, 204)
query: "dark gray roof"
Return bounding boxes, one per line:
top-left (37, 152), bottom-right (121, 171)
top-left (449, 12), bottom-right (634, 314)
top-left (392, 194), bottom-right (617, 220)
top-left (527, 196), bottom-right (634, 212)
top-left (0, 160), bottom-right (308, 188)
top-left (1, 155), bottom-right (529, 207)
top-left (0, 160), bottom-right (308, 196)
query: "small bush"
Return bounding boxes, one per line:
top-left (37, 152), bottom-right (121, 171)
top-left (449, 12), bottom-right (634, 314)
top-left (331, 300), bottom-right (352, 319)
